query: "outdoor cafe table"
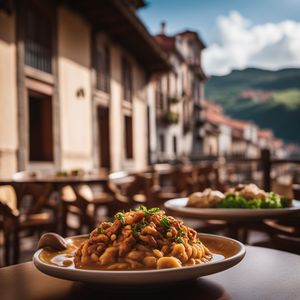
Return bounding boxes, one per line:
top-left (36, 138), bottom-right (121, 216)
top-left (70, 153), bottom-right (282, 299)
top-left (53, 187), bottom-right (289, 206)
top-left (0, 245), bottom-right (299, 300)
top-left (0, 175), bottom-right (110, 235)
top-left (0, 175), bottom-right (109, 209)
top-left (165, 201), bottom-right (300, 242)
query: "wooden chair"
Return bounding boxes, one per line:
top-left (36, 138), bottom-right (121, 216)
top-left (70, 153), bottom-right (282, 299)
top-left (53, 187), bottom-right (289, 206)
top-left (0, 185), bottom-right (54, 266)
top-left (193, 163), bottom-right (223, 192)
top-left (60, 185), bottom-right (96, 235)
top-left (248, 184), bottom-right (300, 251)
top-left (153, 166), bottom-right (194, 203)
top-left (60, 180), bottom-right (133, 235)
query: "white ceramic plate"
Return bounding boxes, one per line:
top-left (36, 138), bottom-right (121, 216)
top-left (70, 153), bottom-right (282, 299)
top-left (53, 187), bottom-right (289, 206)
top-left (164, 198), bottom-right (300, 220)
top-left (33, 233), bottom-right (245, 285)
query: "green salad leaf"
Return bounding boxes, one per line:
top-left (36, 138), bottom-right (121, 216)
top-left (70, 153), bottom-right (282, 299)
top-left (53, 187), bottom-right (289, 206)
top-left (217, 193), bottom-right (289, 209)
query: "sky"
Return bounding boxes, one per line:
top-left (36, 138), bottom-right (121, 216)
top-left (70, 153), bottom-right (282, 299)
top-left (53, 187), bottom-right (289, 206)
top-left (138, 0), bottom-right (300, 75)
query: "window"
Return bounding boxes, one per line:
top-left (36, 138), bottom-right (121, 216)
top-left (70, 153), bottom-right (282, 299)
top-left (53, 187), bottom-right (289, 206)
top-left (173, 136), bottom-right (177, 155)
top-left (28, 92), bottom-right (54, 162)
top-left (155, 79), bottom-right (164, 110)
top-left (94, 41), bottom-right (110, 93)
top-left (97, 106), bottom-right (110, 169)
top-left (24, 1), bottom-right (53, 73)
top-left (122, 57), bottom-right (133, 102)
top-left (160, 134), bottom-right (165, 153)
top-left (124, 116), bottom-right (133, 159)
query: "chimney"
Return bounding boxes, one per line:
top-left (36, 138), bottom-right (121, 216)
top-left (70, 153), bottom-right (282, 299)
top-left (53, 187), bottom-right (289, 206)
top-left (160, 21), bottom-right (166, 35)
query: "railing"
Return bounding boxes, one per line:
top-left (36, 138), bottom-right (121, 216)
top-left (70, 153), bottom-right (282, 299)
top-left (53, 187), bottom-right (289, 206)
top-left (183, 149), bottom-right (300, 192)
top-left (25, 42), bottom-right (52, 74)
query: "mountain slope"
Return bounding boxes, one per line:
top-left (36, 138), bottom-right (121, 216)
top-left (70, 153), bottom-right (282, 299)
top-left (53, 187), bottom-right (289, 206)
top-left (205, 68), bottom-right (300, 144)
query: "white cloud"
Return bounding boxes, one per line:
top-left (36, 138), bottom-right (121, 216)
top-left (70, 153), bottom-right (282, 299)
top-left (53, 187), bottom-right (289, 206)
top-left (203, 11), bottom-right (300, 75)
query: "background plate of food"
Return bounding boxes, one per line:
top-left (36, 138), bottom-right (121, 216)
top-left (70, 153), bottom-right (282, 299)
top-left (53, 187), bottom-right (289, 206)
top-left (164, 184), bottom-right (300, 220)
top-left (33, 207), bottom-right (245, 284)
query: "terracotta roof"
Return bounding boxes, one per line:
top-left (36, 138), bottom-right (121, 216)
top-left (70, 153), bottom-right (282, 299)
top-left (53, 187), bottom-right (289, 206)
top-left (155, 34), bottom-right (184, 61)
top-left (203, 100), bottom-right (250, 131)
top-left (205, 111), bottom-right (227, 125)
top-left (202, 100), bottom-right (223, 114)
top-left (258, 129), bottom-right (273, 139)
top-left (225, 118), bottom-right (250, 130)
top-left (176, 30), bottom-right (206, 49)
top-left (155, 35), bottom-right (175, 51)
top-left (239, 90), bottom-right (273, 102)
top-left (272, 138), bottom-right (284, 149)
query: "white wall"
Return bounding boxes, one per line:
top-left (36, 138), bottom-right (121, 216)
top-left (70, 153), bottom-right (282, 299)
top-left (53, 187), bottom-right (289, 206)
top-left (58, 7), bottom-right (93, 170)
top-left (110, 44), bottom-right (148, 171)
top-left (0, 11), bottom-right (18, 177)
top-left (132, 64), bottom-right (147, 171)
top-left (218, 124), bottom-right (231, 156)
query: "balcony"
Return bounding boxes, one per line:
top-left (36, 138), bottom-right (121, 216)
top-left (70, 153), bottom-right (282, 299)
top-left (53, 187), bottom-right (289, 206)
top-left (157, 111), bottom-right (179, 126)
top-left (168, 96), bottom-right (181, 104)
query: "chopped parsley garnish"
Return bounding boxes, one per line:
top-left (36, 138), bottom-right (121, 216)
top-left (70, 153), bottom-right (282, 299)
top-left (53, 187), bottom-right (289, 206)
top-left (175, 237), bottom-right (184, 244)
top-left (132, 222), bottom-right (148, 234)
top-left (177, 228), bottom-right (185, 237)
top-left (145, 207), bottom-right (160, 215)
top-left (115, 211), bottom-right (125, 224)
top-left (96, 227), bottom-right (104, 233)
top-left (174, 228), bottom-right (185, 243)
top-left (160, 217), bottom-right (171, 229)
top-left (135, 205), bottom-right (160, 215)
top-left (135, 205), bottom-right (147, 212)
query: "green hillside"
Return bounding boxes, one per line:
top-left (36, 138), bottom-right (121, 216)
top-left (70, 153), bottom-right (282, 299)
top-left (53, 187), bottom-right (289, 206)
top-left (206, 68), bottom-right (300, 144)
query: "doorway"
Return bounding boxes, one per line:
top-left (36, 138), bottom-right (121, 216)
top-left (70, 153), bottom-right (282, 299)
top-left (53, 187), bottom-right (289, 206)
top-left (97, 106), bottom-right (110, 169)
top-left (28, 91), bottom-right (54, 162)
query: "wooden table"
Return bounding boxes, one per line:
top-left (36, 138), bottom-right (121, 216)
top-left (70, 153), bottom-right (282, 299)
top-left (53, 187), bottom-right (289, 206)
top-left (0, 175), bottom-right (110, 236)
top-left (165, 200), bottom-right (300, 242)
top-left (0, 246), bottom-right (299, 300)
top-left (0, 175), bottom-right (109, 208)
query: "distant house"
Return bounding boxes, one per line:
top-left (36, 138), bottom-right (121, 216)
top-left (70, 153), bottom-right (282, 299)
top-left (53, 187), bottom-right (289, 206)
top-left (0, 0), bottom-right (169, 177)
top-left (227, 119), bottom-right (258, 158)
top-left (271, 138), bottom-right (286, 158)
top-left (201, 99), bottom-right (264, 158)
top-left (149, 24), bottom-right (207, 162)
top-left (258, 129), bottom-right (274, 149)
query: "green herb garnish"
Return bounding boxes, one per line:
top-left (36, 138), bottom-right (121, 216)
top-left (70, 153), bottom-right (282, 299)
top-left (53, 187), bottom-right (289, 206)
top-left (145, 207), bottom-right (160, 215)
top-left (160, 217), bottom-right (171, 229)
top-left (135, 206), bottom-right (160, 215)
top-left (177, 228), bottom-right (185, 237)
top-left (174, 228), bottom-right (185, 243)
top-left (96, 227), bottom-right (104, 233)
top-left (135, 205), bottom-right (147, 212)
top-left (133, 224), bottom-right (142, 233)
top-left (115, 211), bottom-right (126, 224)
top-left (175, 237), bottom-right (184, 244)
top-left (132, 222), bottom-right (148, 234)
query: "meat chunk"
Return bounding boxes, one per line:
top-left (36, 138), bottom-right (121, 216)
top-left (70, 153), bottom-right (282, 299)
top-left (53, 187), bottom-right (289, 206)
top-left (119, 235), bottom-right (136, 256)
top-left (141, 225), bottom-right (160, 236)
top-left (139, 234), bottom-right (157, 247)
top-left (105, 219), bottom-right (121, 237)
top-left (125, 211), bottom-right (145, 224)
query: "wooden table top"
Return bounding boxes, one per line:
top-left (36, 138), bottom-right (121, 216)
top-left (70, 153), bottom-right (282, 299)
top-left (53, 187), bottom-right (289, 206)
top-left (1, 246), bottom-right (299, 300)
top-left (0, 175), bottom-right (109, 185)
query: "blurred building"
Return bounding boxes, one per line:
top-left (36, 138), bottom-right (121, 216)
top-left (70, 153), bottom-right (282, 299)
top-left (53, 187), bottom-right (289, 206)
top-left (0, 0), bottom-right (291, 178)
top-left (148, 24), bottom-right (206, 162)
top-left (0, 0), bottom-right (169, 177)
top-left (201, 100), bottom-right (230, 156)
